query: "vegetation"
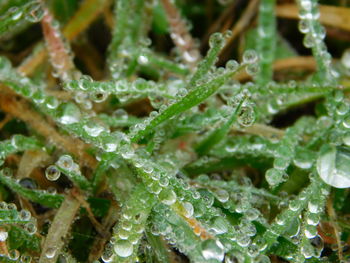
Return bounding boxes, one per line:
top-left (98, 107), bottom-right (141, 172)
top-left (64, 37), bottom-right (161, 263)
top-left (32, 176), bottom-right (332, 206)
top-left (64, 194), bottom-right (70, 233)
top-left (0, 0), bottom-right (350, 262)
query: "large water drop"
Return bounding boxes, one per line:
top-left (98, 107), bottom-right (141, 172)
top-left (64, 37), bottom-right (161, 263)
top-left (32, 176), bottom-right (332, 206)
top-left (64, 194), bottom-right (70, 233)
top-left (316, 145), bottom-right (350, 188)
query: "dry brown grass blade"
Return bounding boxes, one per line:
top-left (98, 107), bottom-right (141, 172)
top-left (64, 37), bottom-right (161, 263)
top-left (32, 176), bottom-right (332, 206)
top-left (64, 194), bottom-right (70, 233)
top-left (16, 150), bottom-right (50, 179)
top-left (234, 56), bottom-right (317, 82)
top-left (41, 7), bottom-right (76, 81)
top-left (276, 4), bottom-right (350, 32)
top-left (88, 199), bottom-right (119, 262)
top-left (201, 1), bottom-right (237, 50)
top-left (71, 189), bottom-right (108, 237)
top-left (38, 190), bottom-right (80, 263)
top-left (161, 0), bottom-right (201, 68)
top-left (327, 196), bottom-right (343, 261)
top-left (232, 123), bottom-right (285, 140)
top-left (220, 0), bottom-right (259, 59)
top-left (0, 86), bottom-right (97, 168)
top-left (18, 0), bottom-right (110, 76)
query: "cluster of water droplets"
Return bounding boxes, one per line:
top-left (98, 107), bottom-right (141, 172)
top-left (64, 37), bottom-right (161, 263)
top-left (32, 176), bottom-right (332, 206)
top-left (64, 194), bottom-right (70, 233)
top-left (166, 8), bottom-right (201, 66)
top-left (266, 118), bottom-right (311, 187)
top-left (0, 200), bottom-right (37, 238)
top-left (102, 186), bottom-right (155, 262)
top-left (127, 34), bottom-right (250, 140)
top-left (0, 0), bottom-right (44, 31)
top-left (313, 90), bottom-right (350, 188)
top-left (243, 49), bottom-right (260, 77)
top-left (65, 75), bottom-right (176, 106)
top-left (0, 135), bottom-right (38, 167)
top-left (297, 0), bottom-right (335, 83)
top-left (298, 184), bottom-right (328, 259)
top-left (0, 249), bottom-right (33, 262)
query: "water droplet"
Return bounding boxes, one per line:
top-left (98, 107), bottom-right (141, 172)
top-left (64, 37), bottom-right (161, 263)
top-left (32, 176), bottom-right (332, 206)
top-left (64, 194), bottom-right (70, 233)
top-left (265, 168), bottom-right (285, 186)
top-left (245, 208), bottom-right (260, 220)
top-left (114, 109), bottom-right (128, 119)
top-left (209, 32), bottom-right (224, 48)
top-left (301, 244), bottom-right (314, 258)
top-left (225, 60), bottom-right (239, 71)
top-left (90, 92), bottom-right (108, 103)
top-left (304, 224), bottom-right (317, 239)
top-left (45, 247), bottom-right (57, 259)
top-left (24, 222), bottom-right (37, 235)
top-left (245, 63), bottom-right (260, 76)
top-left (201, 239), bottom-right (225, 261)
top-left (9, 249), bottom-right (20, 260)
top-left (215, 189), bottom-right (229, 203)
top-left (56, 103), bottom-right (81, 125)
top-left (237, 105), bottom-right (255, 127)
top-left (45, 165), bottom-right (61, 181)
top-left (114, 240), bottom-right (133, 258)
top-left (46, 96), bottom-right (59, 109)
top-left (303, 33), bottom-right (314, 48)
top-left (101, 243), bottom-right (114, 262)
top-left (316, 144), bottom-right (350, 188)
top-left (19, 209), bottom-right (31, 221)
top-left (210, 217), bottom-right (229, 234)
top-left (83, 123), bottom-right (105, 137)
top-left (20, 254), bottom-right (32, 263)
top-left (11, 9), bottom-right (22, 20)
top-left (159, 189), bottom-right (177, 205)
top-left (0, 201), bottom-right (7, 210)
top-left (7, 203), bottom-right (16, 210)
top-left (137, 54), bottom-right (149, 65)
top-left (26, 2), bottom-right (44, 23)
top-left (236, 235), bottom-right (251, 247)
top-left (57, 155), bottom-right (74, 170)
top-left (294, 148), bottom-right (313, 169)
top-left (341, 49), bottom-right (350, 69)
top-left (0, 229), bottom-right (8, 241)
top-left (243, 50), bottom-right (258, 64)
top-left (183, 202), bottom-right (194, 218)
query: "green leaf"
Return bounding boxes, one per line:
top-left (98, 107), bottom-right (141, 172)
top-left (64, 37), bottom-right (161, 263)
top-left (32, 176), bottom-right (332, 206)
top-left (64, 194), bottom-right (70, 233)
top-left (0, 170), bottom-right (64, 208)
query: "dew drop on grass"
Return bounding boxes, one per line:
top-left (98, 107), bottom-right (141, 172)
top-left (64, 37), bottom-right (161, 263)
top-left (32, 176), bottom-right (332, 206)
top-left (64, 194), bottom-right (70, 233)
top-left (90, 91), bottom-right (108, 103)
top-left (101, 243), bottom-right (114, 262)
top-left (25, 222), bottom-right (37, 235)
top-left (316, 144), bottom-right (350, 188)
top-left (159, 189), bottom-right (177, 205)
top-left (298, 20), bottom-right (309, 33)
top-left (20, 254), bottom-right (32, 263)
top-left (265, 168), bottom-right (284, 186)
top-left (57, 103), bottom-right (81, 124)
top-left (225, 60), bottom-right (238, 71)
top-left (237, 105), bottom-right (255, 127)
top-left (215, 189), bottom-right (229, 203)
top-left (201, 239), bottom-right (225, 261)
top-left (341, 49), bottom-right (350, 69)
top-left (209, 32), bottom-right (224, 48)
top-left (183, 202), bottom-right (194, 218)
top-left (57, 155), bottom-right (74, 170)
top-left (243, 49), bottom-right (258, 64)
top-left (19, 209), bottom-right (31, 220)
top-left (210, 217), bottom-right (229, 234)
top-left (245, 63), bottom-right (260, 76)
top-left (45, 165), bottom-right (61, 181)
top-left (11, 8), bottom-right (22, 21)
top-left (9, 249), bottom-right (20, 260)
top-left (114, 240), bottom-right (133, 258)
top-left (25, 2), bottom-right (44, 23)
top-left (0, 229), bottom-right (8, 241)
top-left (83, 123), bottom-right (105, 137)
top-left (101, 137), bottom-right (118, 152)
top-left (45, 247), bottom-right (57, 259)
